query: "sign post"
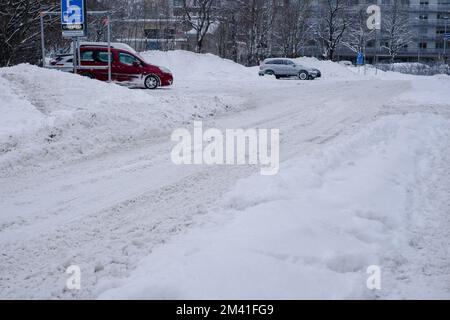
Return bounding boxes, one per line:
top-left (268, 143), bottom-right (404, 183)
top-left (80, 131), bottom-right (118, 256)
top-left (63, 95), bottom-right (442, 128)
top-left (61, 0), bottom-right (87, 74)
top-left (105, 16), bottom-right (112, 82)
top-left (40, 12), bottom-right (46, 67)
top-left (444, 34), bottom-right (450, 57)
top-left (444, 16), bottom-right (449, 58)
top-left (366, 5), bottom-right (381, 75)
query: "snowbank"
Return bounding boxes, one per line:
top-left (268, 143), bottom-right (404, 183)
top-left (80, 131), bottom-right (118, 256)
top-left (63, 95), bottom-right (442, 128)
top-left (293, 57), bottom-right (421, 80)
top-left (140, 50), bottom-right (364, 80)
top-left (98, 113), bottom-right (450, 299)
top-left (293, 56), bottom-right (361, 79)
top-left (140, 50), bottom-right (257, 81)
top-left (140, 50), bottom-right (398, 81)
top-left (0, 64), bottom-right (244, 176)
top-left (0, 51), bottom-right (435, 177)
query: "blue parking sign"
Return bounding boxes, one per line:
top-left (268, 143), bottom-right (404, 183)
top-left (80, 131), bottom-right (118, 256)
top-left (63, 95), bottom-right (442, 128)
top-left (357, 52), bottom-right (364, 65)
top-left (61, 0), bottom-right (87, 37)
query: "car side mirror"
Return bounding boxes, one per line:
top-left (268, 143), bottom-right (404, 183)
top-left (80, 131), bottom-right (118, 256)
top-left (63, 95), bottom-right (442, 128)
top-left (133, 61), bottom-right (140, 67)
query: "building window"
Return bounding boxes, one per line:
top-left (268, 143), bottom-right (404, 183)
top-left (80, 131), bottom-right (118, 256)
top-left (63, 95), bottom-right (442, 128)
top-left (173, 0), bottom-right (183, 7)
top-left (419, 42), bottom-right (428, 49)
top-left (436, 26), bottom-right (446, 34)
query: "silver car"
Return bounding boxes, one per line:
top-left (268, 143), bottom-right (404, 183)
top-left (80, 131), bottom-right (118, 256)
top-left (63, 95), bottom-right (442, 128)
top-left (47, 54), bottom-right (74, 73)
top-left (259, 58), bottom-right (319, 80)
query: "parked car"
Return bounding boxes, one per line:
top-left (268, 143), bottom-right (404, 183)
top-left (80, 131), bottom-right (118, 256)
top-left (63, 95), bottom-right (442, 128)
top-left (311, 68), bottom-right (321, 78)
top-left (259, 58), bottom-right (320, 80)
top-left (338, 60), bottom-right (353, 67)
top-left (48, 54), bottom-right (74, 73)
top-left (77, 42), bottom-right (173, 89)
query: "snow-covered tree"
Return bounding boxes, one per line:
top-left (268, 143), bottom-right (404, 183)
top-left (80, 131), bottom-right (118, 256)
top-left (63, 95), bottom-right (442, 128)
top-left (181, 0), bottom-right (217, 53)
top-left (275, 0), bottom-right (313, 58)
top-left (314, 0), bottom-right (350, 60)
top-left (0, 0), bottom-right (51, 66)
top-left (342, 6), bottom-right (376, 55)
top-left (381, 1), bottom-right (413, 63)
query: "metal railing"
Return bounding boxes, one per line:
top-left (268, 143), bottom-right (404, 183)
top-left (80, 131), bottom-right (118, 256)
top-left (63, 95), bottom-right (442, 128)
top-left (40, 10), bottom-right (112, 82)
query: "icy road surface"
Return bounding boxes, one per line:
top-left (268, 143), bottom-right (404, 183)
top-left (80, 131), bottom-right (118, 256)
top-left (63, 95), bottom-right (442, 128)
top-left (0, 53), bottom-right (449, 299)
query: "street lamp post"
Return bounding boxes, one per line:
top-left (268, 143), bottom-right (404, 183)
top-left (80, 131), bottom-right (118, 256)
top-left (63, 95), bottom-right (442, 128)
top-left (417, 29), bottom-right (421, 63)
top-left (444, 17), bottom-right (449, 59)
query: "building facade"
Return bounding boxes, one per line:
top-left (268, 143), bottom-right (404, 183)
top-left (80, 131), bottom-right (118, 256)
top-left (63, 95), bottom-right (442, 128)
top-left (304, 0), bottom-right (450, 62)
top-left (116, 0), bottom-right (449, 62)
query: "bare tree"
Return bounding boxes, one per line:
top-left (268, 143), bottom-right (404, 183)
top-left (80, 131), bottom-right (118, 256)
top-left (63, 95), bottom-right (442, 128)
top-left (181, 0), bottom-right (217, 53)
top-left (216, 2), bottom-right (240, 62)
top-left (381, 1), bottom-right (412, 63)
top-left (342, 6), bottom-right (375, 55)
top-left (314, 0), bottom-right (350, 60)
top-left (275, 0), bottom-right (312, 58)
top-left (238, 0), bottom-right (273, 65)
top-left (0, 0), bottom-right (58, 66)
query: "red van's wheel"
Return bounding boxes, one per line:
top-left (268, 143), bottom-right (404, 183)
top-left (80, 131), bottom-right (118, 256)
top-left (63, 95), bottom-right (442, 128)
top-left (144, 75), bottom-right (159, 89)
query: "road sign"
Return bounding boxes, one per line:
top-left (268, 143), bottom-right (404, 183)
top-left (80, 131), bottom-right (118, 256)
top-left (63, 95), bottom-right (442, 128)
top-left (61, 0), bottom-right (87, 37)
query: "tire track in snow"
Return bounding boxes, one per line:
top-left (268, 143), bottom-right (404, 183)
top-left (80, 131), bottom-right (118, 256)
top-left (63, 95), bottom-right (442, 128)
top-left (0, 79), bottom-right (418, 298)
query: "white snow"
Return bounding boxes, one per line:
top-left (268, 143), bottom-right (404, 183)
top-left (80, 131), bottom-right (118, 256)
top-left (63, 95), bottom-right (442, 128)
top-left (140, 50), bottom-right (257, 81)
top-left (0, 50), bottom-right (449, 299)
top-left (98, 113), bottom-right (450, 299)
top-left (0, 63), bottom-right (247, 177)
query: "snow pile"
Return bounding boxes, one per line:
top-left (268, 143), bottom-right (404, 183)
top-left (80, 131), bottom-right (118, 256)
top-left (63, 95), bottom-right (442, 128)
top-left (0, 64), bottom-right (243, 176)
top-left (293, 57), bottom-right (419, 80)
top-left (394, 77), bottom-right (450, 109)
top-left (98, 113), bottom-right (450, 299)
top-left (140, 50), bottom-right (414, 81)
top-left (293, 56), bottom-right (361, 79)
top-left (381, 62), bottom-right (450, 76)
top-left (140, 50), bottom-right (257, 81)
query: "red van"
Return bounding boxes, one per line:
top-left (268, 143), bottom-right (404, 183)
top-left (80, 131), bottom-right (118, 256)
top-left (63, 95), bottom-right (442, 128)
top-left (77, 42), bottom-right (173, 89)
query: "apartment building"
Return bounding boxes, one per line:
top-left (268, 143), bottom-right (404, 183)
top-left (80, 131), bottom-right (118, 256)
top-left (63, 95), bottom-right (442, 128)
top-left (116, 1), bottom-right (448, 62)
top-left (408, 0), bottom-right (450, 61)
top-left (306, 0), bottom-right (450, 62)
top-left (114, 0), bottom-right (186, 51)
top-left (116, 0), bottom-right (223, 52)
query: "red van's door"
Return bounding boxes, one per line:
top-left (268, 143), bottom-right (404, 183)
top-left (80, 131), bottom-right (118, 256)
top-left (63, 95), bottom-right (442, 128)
top-left (79, 48), bottom-right (112, 81)
top-left (114, 51), bottom-right (143, 83)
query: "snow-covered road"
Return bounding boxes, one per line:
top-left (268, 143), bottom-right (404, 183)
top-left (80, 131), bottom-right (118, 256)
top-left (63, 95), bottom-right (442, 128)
top-left (0, 53), bottom-right (449, 299)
